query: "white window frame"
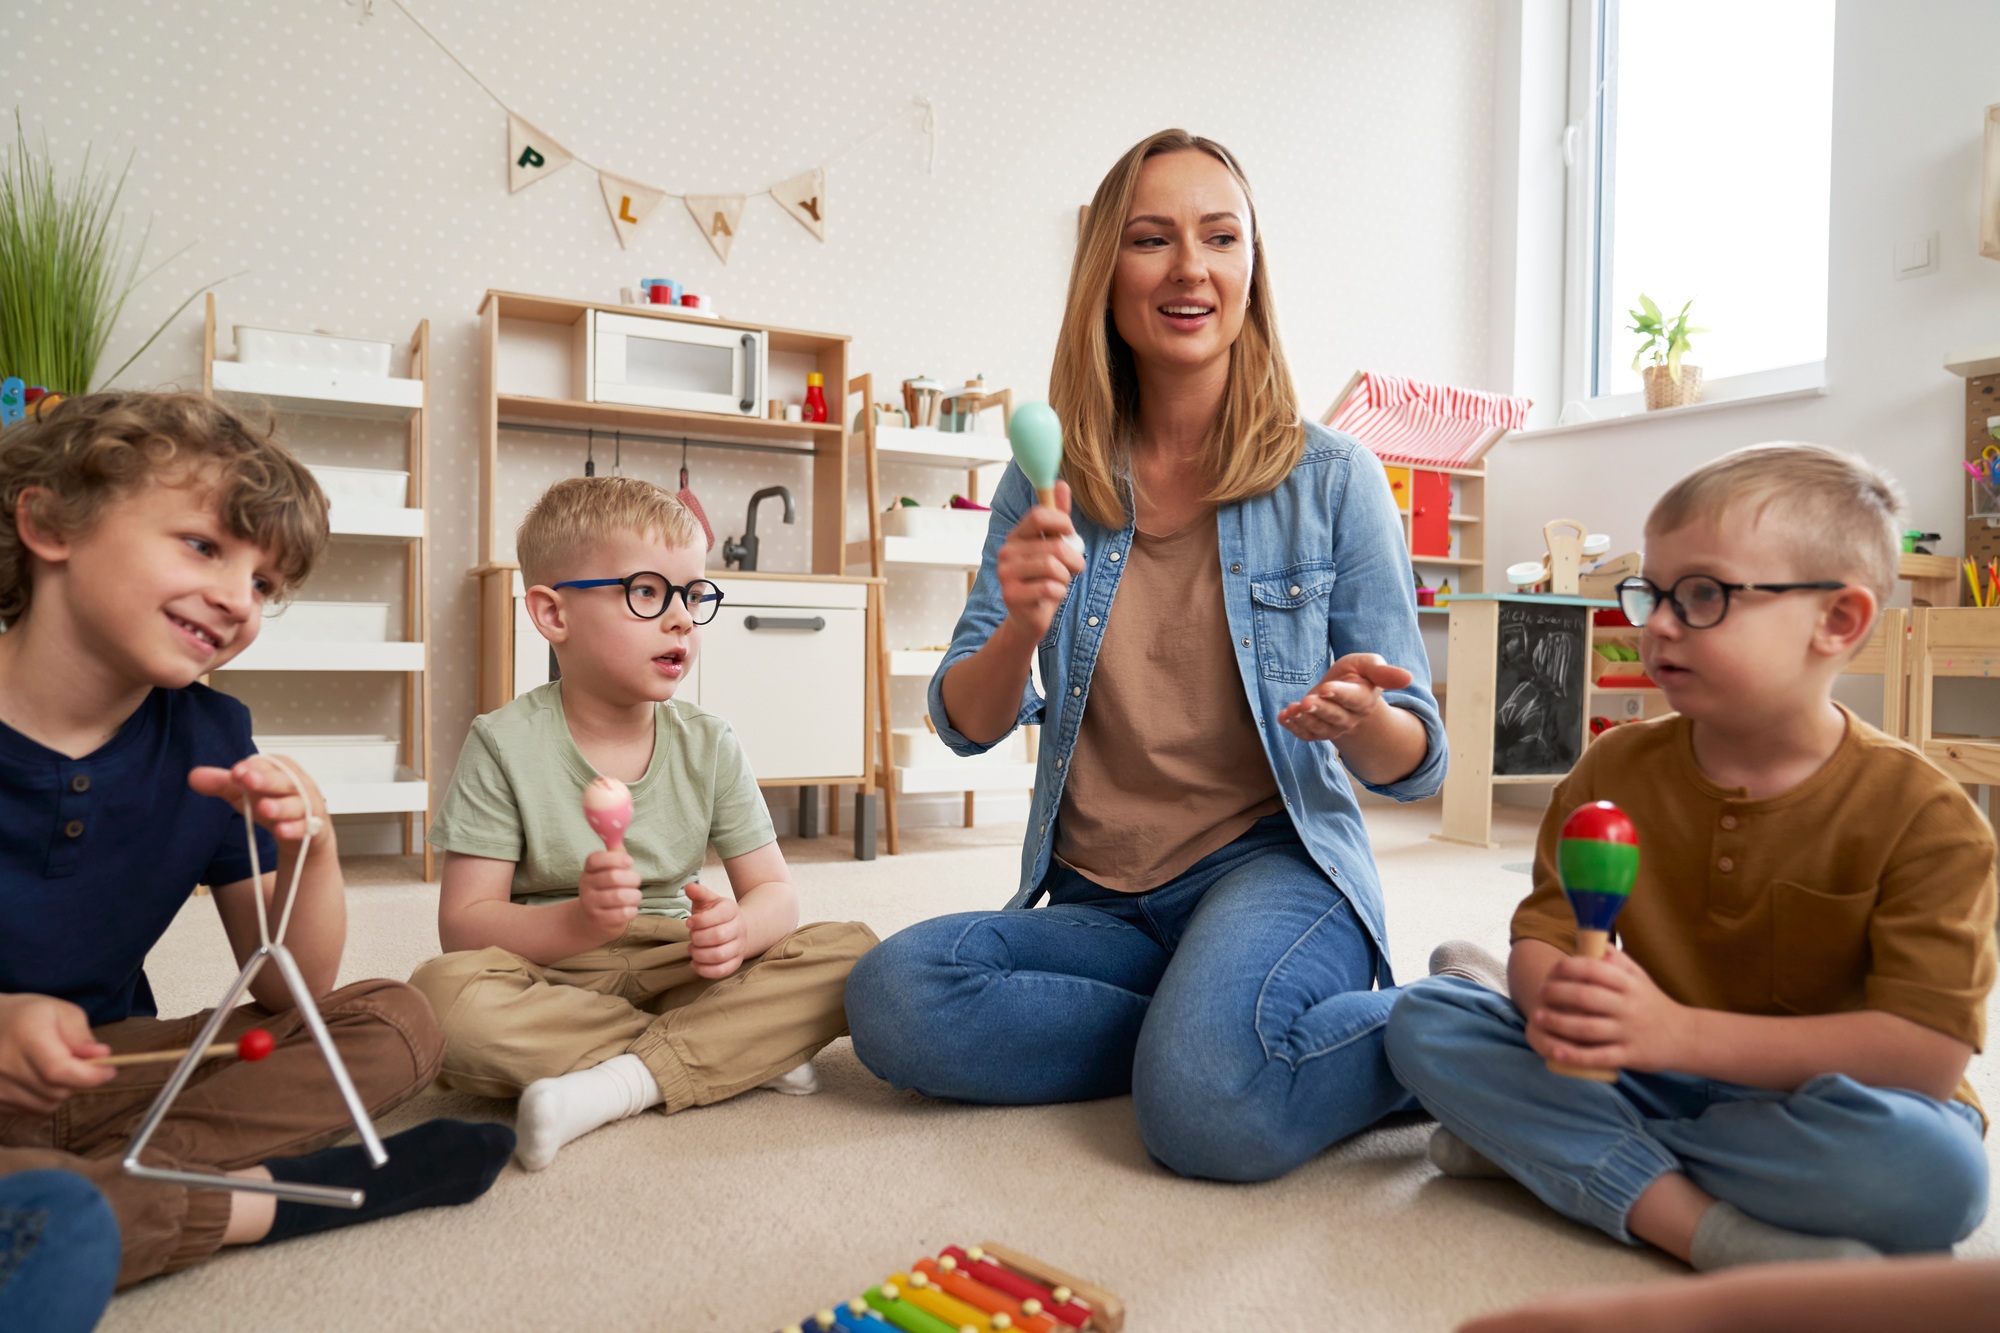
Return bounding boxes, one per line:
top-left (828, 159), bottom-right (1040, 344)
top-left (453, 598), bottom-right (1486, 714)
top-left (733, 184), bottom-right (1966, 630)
top-left (1541, 0), bottom-right (1828, 432)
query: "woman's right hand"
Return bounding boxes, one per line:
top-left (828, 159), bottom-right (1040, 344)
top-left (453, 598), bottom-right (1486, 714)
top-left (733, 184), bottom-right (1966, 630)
top-left (995, 480), bottom-right (1083, 647)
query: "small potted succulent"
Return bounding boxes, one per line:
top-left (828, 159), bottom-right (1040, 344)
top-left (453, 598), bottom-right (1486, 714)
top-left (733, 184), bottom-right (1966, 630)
top-left (1628, 294), bottom-right (1707, 410)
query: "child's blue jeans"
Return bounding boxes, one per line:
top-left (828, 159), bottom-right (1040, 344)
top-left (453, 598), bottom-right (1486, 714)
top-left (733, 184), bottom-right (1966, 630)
top-left (1385, 976), bottom-right (1989, 1252)
top-left (0, 1170), bottom-right (120, 1333)
top-left (845, 815), bottom-right (1417, 1182)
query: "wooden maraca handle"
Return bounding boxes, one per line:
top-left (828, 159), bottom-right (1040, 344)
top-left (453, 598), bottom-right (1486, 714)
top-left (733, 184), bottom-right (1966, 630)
top-left (1545, 929), bottom-right (1619, 1081)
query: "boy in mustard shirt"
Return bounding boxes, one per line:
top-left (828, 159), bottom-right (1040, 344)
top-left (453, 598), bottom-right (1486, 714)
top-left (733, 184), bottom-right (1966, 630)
top-left (412, 477), bottom-right (875, 1172)
top-left (1389, 443), bottom-right (1995, 1269)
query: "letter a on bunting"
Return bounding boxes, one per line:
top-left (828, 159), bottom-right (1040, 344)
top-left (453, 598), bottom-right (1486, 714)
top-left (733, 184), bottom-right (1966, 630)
top-left (685, 194), bottom-right (746, 262)
top-left (599, 173), bottom-right (665, 249)
top-left (773, 167), bottom-right (827, 241)
top-left (507, 114), bottom-right (573, 193)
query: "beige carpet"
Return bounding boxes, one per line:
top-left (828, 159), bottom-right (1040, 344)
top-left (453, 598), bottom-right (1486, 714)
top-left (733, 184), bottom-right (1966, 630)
top-left (101, 799), bottom-right (2000, 1333)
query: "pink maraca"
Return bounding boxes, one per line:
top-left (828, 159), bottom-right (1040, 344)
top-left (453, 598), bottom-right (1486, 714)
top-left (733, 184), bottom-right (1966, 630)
top-left (581, 776), bottom-right (633, 851)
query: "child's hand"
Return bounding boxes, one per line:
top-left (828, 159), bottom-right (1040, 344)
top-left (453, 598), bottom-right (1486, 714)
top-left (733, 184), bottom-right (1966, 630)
top-left (1525, 947), bottom-right (1692, 1074)
top-left (1278, 653), bottom-right (1414, 743)
top-left (0, 994), bottom-right (115, 1114)
top-left (189, 755), bottom-right (330, 845)
top-left (577, 850), bottom-right (642, 935)
top-left (685, 883), bottom-right (746, 979)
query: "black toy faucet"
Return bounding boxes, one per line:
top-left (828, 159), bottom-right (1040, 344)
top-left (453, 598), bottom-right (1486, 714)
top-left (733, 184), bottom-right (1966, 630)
top-left (722, 486), bottom-right (795, 571)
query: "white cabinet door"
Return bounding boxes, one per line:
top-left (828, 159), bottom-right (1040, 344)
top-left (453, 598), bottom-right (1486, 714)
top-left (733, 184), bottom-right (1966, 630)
top-left (697, 600), bottom-right (864, 780)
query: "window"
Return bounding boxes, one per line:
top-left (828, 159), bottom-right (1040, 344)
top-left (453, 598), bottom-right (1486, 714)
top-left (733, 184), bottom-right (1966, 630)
top-left (1566, 0), bottom-right (1835, 405)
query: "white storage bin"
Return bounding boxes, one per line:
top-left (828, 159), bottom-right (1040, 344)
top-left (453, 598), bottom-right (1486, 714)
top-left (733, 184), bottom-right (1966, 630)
top-left (236, 325), bottom-right (394, 377)
top-left (259, 601), bottom-right (392, 642)
top-left (253, 734), bottom-right (400, 783)
top-left (879, 506), bottom-right (991, 540)
top-left (309, 465), bottom-right (409, 510)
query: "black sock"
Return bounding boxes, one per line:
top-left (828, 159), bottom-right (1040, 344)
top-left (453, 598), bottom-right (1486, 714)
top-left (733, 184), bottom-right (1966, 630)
top-left (258, 1119), bottom-right (514, 1244)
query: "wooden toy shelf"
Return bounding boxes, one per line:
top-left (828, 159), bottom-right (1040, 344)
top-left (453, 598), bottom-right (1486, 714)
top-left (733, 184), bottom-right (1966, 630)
top-left (844, 376), bottom-right (1036, 855)
top-left (470, 292), bottom-right (887, 857)
top-left (201, 294), bottom-right (434, 876)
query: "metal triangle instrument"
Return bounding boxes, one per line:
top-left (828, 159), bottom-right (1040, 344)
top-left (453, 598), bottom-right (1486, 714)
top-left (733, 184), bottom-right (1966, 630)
top-left (121, 756), bottom-right (388, 1208)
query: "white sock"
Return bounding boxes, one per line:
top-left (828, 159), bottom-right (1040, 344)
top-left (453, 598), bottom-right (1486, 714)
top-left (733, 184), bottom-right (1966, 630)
top-left (1689, 1201), bottom-right (1882, 1271)
top-left (758, 1061), bottom-right (821, 1096)
top-left (514, 1053), bottom-right (662, 1172)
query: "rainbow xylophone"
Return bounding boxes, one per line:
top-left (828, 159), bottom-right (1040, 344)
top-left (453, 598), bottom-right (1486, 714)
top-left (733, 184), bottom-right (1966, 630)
top-left (777, 1241), bottom-right (1124, 1333)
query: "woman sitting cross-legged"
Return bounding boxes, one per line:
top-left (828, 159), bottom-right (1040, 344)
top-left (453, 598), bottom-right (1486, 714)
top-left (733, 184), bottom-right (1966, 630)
top-left (844, 128), bottom-right (1447, 1182)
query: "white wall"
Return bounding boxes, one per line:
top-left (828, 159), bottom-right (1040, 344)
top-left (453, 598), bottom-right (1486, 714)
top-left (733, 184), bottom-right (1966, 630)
top-left (3, 0), bottom-right (1499, 837)
top-left (1488, 0), bottom-right (1999, 629)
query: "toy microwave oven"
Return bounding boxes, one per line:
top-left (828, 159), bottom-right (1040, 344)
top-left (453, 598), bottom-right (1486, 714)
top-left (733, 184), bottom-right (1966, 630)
top-left (578, 310), bottom-right (766, 417)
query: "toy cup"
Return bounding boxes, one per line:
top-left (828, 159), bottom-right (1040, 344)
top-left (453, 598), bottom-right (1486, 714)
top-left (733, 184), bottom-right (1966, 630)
top-left (1007, 402), bottom-right (1063, 508)
top-left (582, 776), bottom-right (633, 852)
top-left (1545, 799), bottom-right (1638, 1082)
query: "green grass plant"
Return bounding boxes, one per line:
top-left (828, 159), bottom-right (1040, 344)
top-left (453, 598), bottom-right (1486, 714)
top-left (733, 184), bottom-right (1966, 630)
top-left (0, 111), bottom-right (220, 395)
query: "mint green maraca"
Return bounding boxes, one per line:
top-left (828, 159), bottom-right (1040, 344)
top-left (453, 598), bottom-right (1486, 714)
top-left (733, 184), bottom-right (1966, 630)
top-left (1007, 402), bottom-right (1063, 506)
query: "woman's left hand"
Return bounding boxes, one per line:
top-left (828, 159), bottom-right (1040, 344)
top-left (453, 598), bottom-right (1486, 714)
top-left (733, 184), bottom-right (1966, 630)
top-left (1277, 653), bottom-right (1413, 744)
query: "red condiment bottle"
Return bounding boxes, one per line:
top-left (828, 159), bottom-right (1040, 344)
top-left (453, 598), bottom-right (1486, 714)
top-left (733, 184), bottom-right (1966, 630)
top-left (803, 372), bottom-right (828, 423)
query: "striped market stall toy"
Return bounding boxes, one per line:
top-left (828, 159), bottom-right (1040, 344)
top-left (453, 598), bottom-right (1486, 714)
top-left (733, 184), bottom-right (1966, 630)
top-left (776, 1242), bottom-right (1123, 1333)
top-left (1545, 799), bottom-right (1640, 1083)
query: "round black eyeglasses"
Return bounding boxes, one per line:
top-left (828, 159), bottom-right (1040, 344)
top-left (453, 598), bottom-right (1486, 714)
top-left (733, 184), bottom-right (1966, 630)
top-left (1616, 574), bottom-right (1844, 630)
top-left (550, 573), bottom-right (724, 624)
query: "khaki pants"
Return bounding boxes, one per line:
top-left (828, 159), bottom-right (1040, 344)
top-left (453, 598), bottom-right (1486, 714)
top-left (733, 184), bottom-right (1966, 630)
top-left (408, 917), bottom-right (877, 1110)
top-left (0, 978), bottom-right (443, 1289)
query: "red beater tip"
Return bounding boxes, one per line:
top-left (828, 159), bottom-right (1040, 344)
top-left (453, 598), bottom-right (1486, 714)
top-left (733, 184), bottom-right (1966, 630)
top-left (237, 1029), bottom-right (276, 1062)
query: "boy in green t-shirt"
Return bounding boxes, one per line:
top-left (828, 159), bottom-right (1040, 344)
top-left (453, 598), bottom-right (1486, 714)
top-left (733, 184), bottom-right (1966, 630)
top-left (413, 477), bottom-right (876, 1171)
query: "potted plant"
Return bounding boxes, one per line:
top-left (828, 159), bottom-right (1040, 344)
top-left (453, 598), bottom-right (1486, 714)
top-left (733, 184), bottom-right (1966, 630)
top-left (1628, 294), bottom-right (1707, 411)
top-left (0, 113), bottom-right (219, 398)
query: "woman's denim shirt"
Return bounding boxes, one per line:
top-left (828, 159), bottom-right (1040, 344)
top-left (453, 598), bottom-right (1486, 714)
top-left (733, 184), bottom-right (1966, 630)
top-left (927, 421), bottom-right (1447, 987)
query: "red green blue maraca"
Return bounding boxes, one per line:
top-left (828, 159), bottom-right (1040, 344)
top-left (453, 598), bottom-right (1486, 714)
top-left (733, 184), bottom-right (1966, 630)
top-left (1547, 799), bottom-right (1638, 1082)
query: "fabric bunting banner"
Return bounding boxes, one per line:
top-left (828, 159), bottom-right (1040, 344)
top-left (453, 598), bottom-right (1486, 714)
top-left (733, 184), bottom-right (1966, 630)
top-left (773, 167), bottom-right (828, 242)
top-left (507, 114), bottom-right (572, 193)
top-left (685, 194), bottom-right (747, 262)
top-left (600, 173), bottom-right (666, 250)
top-left (354, 1), bottom-right (933, 261)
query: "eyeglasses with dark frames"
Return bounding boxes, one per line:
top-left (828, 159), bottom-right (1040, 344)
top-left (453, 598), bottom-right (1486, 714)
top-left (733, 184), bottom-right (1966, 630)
top-left (1616, 574), bottom-right (1845, 630)
top-left (549, 573), bottom-right (724, 624)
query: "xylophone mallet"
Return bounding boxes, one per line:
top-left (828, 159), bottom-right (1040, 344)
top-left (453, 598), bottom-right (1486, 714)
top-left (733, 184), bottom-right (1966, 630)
top-left (91, 1027), bottom-right (276, 1069)
top-left (976, 1241), bottom-right (1122, 1332)
top-left (1545, 800), bottom-right (1640, 1082)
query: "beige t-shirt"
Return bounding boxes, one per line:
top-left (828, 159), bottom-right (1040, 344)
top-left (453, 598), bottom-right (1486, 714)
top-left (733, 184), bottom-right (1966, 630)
top-left (1512, 706), bottom-right (1997, 1114)
top-left (1054, 513), bottom-right (1284, 894)
top-left (428, 682), bottom-right (775, 917)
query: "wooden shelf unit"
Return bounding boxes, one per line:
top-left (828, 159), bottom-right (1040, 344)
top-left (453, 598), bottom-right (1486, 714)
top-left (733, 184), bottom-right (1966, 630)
top-left (202, 293), bottom-right (434, 876)
top-left (471, 292), bottom-right (884, 858)
top-left (847, 375), bottom-right (1035, 855)
top-left (1382, 461), bottom-right (1486, 594)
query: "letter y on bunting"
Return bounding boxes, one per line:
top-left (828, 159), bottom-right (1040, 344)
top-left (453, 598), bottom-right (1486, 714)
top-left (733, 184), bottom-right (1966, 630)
top-left (773, 167), bottom-right (827, 241)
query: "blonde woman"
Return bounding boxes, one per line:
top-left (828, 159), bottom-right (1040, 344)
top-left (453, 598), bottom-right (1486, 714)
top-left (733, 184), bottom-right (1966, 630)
top-left (845, 131), bottom-right (1445, 1180)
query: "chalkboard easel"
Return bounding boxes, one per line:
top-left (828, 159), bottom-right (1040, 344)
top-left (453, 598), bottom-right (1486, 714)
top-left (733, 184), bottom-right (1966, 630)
top-left (1435, 593), bottom-right (1606, 848)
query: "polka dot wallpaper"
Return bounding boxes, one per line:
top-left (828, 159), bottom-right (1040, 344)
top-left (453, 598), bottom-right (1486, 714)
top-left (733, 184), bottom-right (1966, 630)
top-left (4, 0), bottom-right (1497, 836)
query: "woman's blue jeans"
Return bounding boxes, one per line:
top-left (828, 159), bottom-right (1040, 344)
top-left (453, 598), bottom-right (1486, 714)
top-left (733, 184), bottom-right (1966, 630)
top-left (0, 1170), bottom-right (121, 1333)
top-left (845, 815), bottom-right (1416, 1182)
